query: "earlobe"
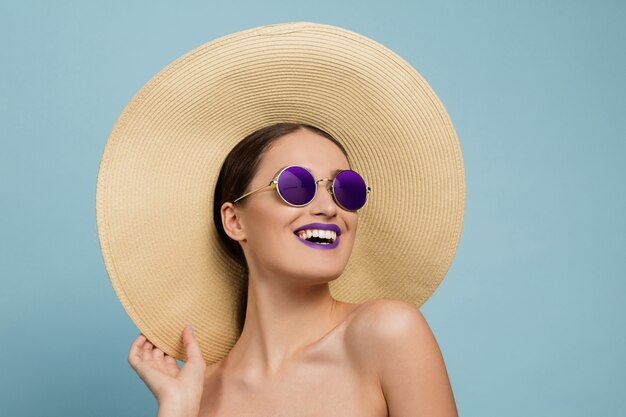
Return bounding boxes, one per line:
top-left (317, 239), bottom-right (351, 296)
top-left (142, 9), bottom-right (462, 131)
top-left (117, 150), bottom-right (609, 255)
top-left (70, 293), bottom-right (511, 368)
top-left (221, 202), bottom-right (246, 241)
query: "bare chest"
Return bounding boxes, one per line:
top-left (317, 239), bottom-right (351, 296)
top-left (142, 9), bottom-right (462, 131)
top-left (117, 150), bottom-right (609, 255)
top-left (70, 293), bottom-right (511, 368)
top-left (199, 347), bottom-right (387, 417)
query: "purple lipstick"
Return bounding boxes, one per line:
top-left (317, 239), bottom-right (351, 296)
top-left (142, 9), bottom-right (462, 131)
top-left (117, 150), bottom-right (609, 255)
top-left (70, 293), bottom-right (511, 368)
top-left (293, 223), bottom-right (341, 250)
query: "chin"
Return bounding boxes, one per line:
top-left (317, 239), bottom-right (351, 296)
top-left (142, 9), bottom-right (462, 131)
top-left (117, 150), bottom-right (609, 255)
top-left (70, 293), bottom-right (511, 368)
top-left (296, 265), bottom-right (346, 284)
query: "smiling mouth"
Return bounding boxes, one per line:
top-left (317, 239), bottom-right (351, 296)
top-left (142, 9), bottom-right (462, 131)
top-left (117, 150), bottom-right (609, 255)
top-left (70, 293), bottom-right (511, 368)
top-left (295, 229), bottom-right (337, 244)
top-left (293, 230), bottom-right (340, 249)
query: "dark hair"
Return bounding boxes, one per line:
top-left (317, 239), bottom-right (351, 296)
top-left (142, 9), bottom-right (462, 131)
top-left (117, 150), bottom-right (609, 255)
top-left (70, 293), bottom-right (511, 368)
top-left (213, 122), bottom-right (350, 333)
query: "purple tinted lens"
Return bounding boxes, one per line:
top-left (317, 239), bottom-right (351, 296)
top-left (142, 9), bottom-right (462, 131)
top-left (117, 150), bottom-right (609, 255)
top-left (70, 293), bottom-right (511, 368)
top-left (277, 166), bottom-right (316, 206)
top-left (333, 170), bottom-right (367, 210)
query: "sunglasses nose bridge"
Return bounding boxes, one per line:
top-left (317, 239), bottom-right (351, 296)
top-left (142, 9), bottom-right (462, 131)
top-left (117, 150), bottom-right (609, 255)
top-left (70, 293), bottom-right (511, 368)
top-left (315, 178), bottom-right (334, 195)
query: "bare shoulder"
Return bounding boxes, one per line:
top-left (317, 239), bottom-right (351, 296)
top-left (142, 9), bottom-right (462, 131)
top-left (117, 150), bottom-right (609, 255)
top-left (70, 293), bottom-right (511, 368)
top-left (345, 299), bottom-right (431, 364)
top-left (345, 299), bottom-right (458, 416)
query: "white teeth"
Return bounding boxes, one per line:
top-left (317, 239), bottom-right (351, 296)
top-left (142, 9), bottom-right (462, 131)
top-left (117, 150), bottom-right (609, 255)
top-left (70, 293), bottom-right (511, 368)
top-left (296, 229), bottom-right (338, 243)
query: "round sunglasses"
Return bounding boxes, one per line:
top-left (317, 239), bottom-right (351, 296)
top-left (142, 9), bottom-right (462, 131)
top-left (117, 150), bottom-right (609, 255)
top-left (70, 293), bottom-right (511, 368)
top-left (232, 165), bottom-right (371, 211)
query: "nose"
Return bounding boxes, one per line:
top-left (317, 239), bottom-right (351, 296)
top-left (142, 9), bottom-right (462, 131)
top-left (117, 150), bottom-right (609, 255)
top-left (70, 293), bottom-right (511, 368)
top-left (310, 178), bottom-right (337, 216)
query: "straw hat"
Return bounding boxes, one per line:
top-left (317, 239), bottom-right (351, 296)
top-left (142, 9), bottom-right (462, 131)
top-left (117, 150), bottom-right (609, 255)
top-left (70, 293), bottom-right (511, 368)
top-left (96, 21), bottom-right (465, 365)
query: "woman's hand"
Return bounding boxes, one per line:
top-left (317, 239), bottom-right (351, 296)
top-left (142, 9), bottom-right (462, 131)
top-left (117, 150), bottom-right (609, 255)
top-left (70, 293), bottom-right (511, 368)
top-left (128, 325), bottom-right (206, 416)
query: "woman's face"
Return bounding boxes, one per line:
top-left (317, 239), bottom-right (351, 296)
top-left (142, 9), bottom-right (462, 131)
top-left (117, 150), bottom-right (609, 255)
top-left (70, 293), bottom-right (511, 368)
top-left (227, 128), bottom-right (358, 286)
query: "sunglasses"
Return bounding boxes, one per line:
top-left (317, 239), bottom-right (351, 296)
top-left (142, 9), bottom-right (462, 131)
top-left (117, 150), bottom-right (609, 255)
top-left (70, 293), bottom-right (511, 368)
top-left (232, 165), bottom-right (371, 211)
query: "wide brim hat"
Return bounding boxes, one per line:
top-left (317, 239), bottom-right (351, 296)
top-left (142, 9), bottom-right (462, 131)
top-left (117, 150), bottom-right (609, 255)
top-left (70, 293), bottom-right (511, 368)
top-left (96, 21), bottom-right (465, 365)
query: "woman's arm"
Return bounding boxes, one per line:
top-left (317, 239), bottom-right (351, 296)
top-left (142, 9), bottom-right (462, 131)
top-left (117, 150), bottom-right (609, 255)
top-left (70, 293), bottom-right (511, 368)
top-left (348, 300), bottom-right (458, 417)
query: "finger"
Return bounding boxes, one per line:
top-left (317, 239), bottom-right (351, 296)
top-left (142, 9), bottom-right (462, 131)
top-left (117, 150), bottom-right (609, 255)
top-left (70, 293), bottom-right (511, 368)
top-left (152, 347), bottom-right (165, 360)
top-left (164, 355), bottom-right (178, 367)
top-left (181, 325), bottom-right (206, 378)
top-left (142, 340), bottom-right (154, 361)
top-left (128, 334), bottom-right (147, 367)
top-left (183, 325), bottom-right (204, 362)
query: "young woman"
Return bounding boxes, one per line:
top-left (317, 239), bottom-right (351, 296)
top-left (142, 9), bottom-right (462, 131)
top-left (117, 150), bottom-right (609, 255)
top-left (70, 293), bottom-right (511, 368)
top-left (128, 123), bottom-right (458, 417)
top-left (98, 22), bottom-right (464, 417)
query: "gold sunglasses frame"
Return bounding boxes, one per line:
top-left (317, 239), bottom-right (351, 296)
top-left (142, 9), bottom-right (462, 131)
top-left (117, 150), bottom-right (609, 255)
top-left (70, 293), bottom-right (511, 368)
top-left (232, 165), bottom-right (371, 211)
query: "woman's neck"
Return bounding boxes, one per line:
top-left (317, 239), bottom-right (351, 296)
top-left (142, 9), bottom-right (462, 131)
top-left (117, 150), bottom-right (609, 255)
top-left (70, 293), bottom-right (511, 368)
top-left (219, 271), bottom-right (346, 382)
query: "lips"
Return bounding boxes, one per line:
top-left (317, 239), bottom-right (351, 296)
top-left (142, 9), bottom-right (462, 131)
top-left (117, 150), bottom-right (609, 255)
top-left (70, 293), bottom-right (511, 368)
top-left (293, 223), bottom-right (341, 235)
top-left (293, 222), bottom-right (341, 250)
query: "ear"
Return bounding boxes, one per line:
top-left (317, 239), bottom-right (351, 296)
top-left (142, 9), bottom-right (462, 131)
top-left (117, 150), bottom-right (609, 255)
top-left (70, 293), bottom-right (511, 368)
top-left (221, 202), bottom-right (246, 242)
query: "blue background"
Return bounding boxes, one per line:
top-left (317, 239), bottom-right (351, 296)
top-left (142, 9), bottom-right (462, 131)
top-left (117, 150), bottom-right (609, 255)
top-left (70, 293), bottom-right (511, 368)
top-left (1, 1), bottom-right (625, 416)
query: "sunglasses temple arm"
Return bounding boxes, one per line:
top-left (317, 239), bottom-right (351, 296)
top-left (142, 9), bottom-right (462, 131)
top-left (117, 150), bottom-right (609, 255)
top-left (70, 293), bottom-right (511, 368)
top-left (233, 181), bottom-right (276, 203)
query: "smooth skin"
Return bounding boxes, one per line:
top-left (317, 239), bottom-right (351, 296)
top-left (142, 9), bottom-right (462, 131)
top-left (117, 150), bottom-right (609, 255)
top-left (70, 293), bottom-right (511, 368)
top-left (128, 325), bottom-right (206, 417)
top-left (129, 128), bottom-right (458, 417)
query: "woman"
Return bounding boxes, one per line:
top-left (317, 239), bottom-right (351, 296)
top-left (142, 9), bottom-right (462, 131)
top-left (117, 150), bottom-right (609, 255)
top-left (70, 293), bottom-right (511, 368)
top-left (97, 22), bottom-right (464, 417)
top-left (128, 123), bottom-right (458, 416)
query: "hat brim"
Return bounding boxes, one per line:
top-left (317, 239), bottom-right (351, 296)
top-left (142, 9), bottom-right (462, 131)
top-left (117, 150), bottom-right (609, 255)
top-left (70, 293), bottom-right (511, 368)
top-left (96, 22), bottom-right (465, 364)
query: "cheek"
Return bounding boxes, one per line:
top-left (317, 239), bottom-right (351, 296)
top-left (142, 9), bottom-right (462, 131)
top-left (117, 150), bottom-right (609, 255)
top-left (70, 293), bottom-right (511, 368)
top-left (345, 212), bottom-right (358, 233)
top-left (339, 213), bottom-right (359, 251)
top-left (244, 206), bottom-right (297, 249)
top-left (244, 219), bottom-right (305, 274)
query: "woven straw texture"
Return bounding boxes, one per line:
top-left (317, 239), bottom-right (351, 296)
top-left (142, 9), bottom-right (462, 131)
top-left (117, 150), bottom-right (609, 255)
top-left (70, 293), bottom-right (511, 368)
top-left (96, 22), bottom-right (465, 364)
